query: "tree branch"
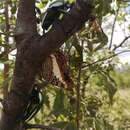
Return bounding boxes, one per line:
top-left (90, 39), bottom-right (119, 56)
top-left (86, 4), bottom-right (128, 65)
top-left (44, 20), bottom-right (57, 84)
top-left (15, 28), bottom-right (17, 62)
top-left (15, 0), bottom-right (37, 35)
top-left (30, 0), bottom-right (93, 61)
top-left (113, 35), bottom-right (130, 50)
top-left (109, 8), bottom-right (119, 49)
top-left (82, 50), bottom-right (130, 69)
top-left (0, 0), bottom-right (93, 130)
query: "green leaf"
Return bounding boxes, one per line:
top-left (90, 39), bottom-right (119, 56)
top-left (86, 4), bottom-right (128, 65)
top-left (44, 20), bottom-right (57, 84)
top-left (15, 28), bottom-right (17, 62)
top-left (52, 89), bottom-right (66, 116)
top-left (101, 72), bottom-right (117, 104)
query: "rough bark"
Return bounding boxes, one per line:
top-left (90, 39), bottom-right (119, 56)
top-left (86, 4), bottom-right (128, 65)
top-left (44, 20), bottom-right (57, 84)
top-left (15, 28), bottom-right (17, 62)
top-left (0, 0), bottom-right (93, 130)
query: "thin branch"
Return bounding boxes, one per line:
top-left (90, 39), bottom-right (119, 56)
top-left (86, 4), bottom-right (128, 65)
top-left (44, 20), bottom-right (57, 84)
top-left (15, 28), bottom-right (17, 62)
top-left (81, 75), bottom-right (90, 98)
top-left (25, 124), bottom-right (61, 130)
top-left (82, 50), bottom-right (130, 69)
top-left (76, 40), bottom-right (83, 130)
top-left (109, 8), bottom-right (119, 49)
top-left (113, 35), bottom-right (130, 50)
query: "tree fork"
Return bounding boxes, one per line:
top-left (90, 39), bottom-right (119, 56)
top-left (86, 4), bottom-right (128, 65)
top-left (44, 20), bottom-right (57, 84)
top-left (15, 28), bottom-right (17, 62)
top-left (0, 0), bottom-right (93, 130)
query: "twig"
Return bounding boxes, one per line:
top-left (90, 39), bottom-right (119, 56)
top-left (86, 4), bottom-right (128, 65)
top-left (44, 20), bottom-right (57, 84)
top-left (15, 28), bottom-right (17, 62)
top-left (76, 64), bottom-right (82, 130)
top-left (82, 50), bottom-right (130, 69)
top-left (25, 124), bottom-right (61, 130)
top-left (76, 40), bottom-right (83, 130)
top-left (82, 75), bottom-right (90, 98)
top-left (109, 8), bottom-right (119, 49)
top-left (113, 35), bottom-right (130, 50)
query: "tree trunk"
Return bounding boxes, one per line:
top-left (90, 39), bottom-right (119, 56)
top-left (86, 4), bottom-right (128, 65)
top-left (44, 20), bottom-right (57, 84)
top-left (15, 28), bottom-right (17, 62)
top-left (0, 0), bottom-right (93, 130)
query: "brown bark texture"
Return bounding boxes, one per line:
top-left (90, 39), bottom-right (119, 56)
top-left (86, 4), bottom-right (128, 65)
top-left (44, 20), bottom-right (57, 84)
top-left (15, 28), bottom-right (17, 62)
top-left (0, 0), bottom-right (93, 130)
